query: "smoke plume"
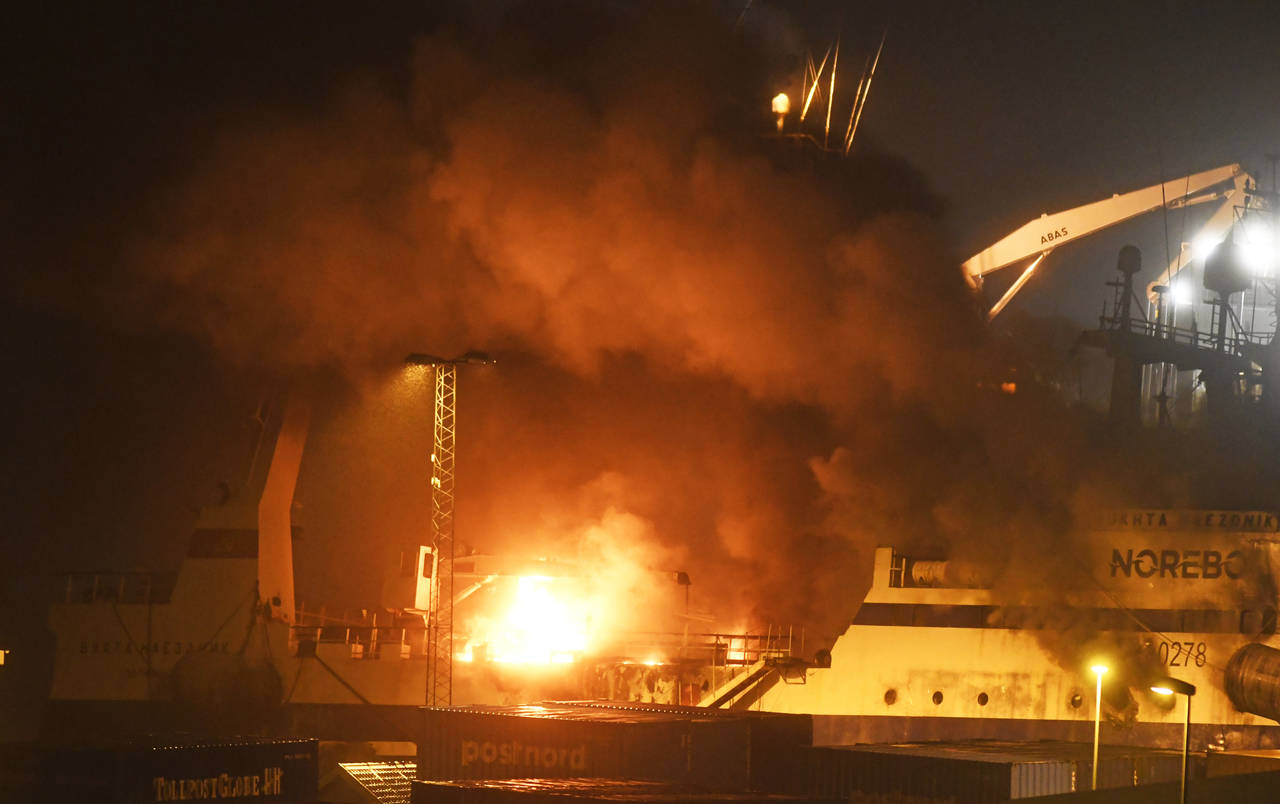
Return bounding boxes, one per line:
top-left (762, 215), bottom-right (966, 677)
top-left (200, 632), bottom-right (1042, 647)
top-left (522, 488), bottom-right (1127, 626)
top-left (116, 1), bottom-right (1279, 694)
top-left (120, 3), bottom-right (980, 640)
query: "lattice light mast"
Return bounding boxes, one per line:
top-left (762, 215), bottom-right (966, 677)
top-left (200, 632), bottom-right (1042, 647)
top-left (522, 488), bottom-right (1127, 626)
top-left (405, 351), bottom-right (494, 707)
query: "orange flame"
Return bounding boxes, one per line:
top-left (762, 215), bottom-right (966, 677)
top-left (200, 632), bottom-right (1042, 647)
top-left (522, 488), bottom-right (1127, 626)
top-left (458, 575), bottom-right (589, 664)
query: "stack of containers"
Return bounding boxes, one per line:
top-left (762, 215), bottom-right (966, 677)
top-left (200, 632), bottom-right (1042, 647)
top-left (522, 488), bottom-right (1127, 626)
top-left (414, 702), bottom-right (817, 804)
top-left (1203, 749), bottom-right (1280, 777)
top-left (412, 778), bottom-right (839, 804)
top-left (785, 741), bottom-right (1185, 802)
top-left (414, 704), bottom-right (1199, 804)
top-left (3, 737), bottom-right (319, 803)
top-left (548, 701), bottom-right (813, 792)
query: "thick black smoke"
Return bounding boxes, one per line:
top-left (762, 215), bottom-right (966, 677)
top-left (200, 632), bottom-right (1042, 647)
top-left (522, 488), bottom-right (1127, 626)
top-left (110, 2), bottom-right (1280, 676)
top-left (118, 3), bottom-right (980, 642)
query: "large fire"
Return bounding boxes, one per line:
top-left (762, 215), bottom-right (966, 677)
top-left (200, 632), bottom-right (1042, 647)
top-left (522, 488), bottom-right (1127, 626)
top-left (457, 575), bottom-right (590, 664)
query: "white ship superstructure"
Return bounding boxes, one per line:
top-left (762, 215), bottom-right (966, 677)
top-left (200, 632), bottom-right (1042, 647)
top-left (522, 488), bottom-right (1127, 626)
top-left (751, 510), bottom-right (1280, 748)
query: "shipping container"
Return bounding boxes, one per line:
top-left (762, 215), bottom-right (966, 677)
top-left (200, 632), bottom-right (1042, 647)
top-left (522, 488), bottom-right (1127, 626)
top-left (1020, 767), bottom-right (1280, 803)
top-left (781, 741), bottom-right (1185, 803)
top-left (409, 777), bottom-right (841, 804)
top-left (546, 700), bottom-right (812, 792)
top-left (418, 704), bottom-right (749, 789)
top-left (547, 701), bottom-right (813, 748)
top-left (2, 737), bottom-right (318, 804)
top-left (1204, 748), bottom-right (1280, 778)
top-left (789, 745), bottom-right (1022, 803)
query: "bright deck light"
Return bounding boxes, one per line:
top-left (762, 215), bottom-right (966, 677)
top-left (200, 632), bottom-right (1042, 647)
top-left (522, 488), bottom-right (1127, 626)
top-left (1240, 222), bottom-right (1276, 275)
top-left (1193, 232), bottom-right (1223, 260)
top-left (1170, 279), bottom-right (1193, 306)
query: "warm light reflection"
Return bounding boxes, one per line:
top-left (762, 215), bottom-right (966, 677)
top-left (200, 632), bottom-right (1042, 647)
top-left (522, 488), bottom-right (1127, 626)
top-left (457, 575), bottom-right (588, 665)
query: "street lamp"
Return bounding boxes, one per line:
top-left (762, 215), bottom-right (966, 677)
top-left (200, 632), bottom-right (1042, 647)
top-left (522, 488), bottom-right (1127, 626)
top-left (1151, 675), bottom-right (1196, 804)
top-left (1090, 663), bottom-right (1108, 790)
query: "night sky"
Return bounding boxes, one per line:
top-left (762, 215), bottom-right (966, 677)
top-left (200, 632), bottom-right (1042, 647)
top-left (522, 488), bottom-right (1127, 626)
top-left (6, 1), bottom-right (1280, 737)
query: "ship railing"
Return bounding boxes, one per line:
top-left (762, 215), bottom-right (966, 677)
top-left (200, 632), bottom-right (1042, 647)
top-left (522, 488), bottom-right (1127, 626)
top-left (284, 618), bottom-right (799, 666)
top-left (606, 627), bottom-right (797, 667)
top-left (664, 627), bottom-right (798, 702)
top-left (1099, 313), bottom-right (1268, 354)
top-left (289, 607), bottom-right (428, 660)
top-left (58, 571), bottom-right (175, 605)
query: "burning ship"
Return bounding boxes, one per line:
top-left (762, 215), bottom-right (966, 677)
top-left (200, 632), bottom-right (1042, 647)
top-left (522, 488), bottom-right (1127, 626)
top-left (42, 392), bottom-right (782, 741)
top-left (721, 162), bottom-right (1280, 750)
top-left (41, 155), bottom-right (1280, 754)
top-left (745, 513), bottom-right (1280, 749)
top-left (44, 393), bottom-right (1280, 750)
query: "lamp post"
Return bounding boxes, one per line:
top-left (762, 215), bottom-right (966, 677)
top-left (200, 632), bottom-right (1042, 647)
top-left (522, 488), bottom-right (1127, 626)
top-left (1090, 663), bottom-right (1109, 790)
top-left (1151, 676), bottom-right (1196, 804)
top-left (404, 350), bottom-right (495, 707)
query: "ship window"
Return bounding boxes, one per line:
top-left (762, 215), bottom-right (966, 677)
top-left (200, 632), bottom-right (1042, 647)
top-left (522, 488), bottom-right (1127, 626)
top-left (148, 573), bottom-right (177, 604)
top-left (1070, 692), bottom-right (1083, 709)
top-left (1241, 610), bottom-right (1256, 634)
top-left (854, 604), bottom-right (915, 626)
top-left (994, 607), bottom-right (1026, 629)
top-left (1140, 610), bottom-right (1180, 632)
top-left (883, 689), bottom-right (897, 705)
top-left (932, 691), bottom-right (944, 705)
top-left (1180, 610), bottom-right (1203, 632)
top-left (1181, 609), bottom-right (1233, 633)
top-left (977, 692), bottom-right (989, 706)
top-left (1243, 608), bottom-right (1279, 636)
top-left (911, 605), bottom-right (987, 628)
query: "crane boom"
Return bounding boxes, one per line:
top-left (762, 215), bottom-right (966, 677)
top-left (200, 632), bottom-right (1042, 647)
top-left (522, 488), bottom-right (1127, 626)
top-left (1147, 169), bottom-right (1256, 300)
top-left (963, 165), bottom-right (1245, 300)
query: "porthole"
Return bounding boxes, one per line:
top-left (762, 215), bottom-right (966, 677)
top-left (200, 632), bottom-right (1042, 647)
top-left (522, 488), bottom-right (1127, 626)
top-left (932, 691), bottom-right (944, 705)
top-left (977, 692), bottom-right (989, 706)
top-left (1069, 691), bottom-right (1084, 709)
top-left (884, 688), bottom-right (898, 705)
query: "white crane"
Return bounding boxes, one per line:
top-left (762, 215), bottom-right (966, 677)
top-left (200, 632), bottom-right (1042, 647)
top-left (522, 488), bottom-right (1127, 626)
top-left (964, 164), bottom-right (1253, 319)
